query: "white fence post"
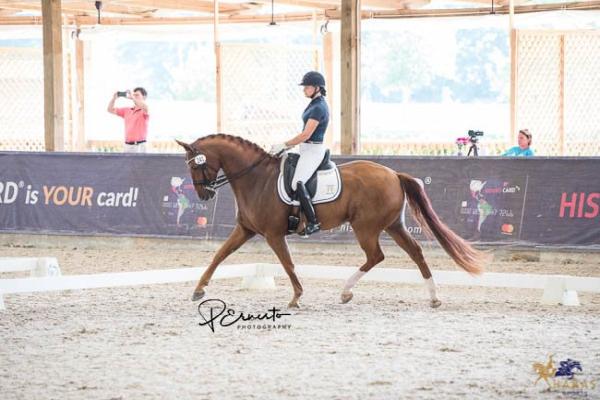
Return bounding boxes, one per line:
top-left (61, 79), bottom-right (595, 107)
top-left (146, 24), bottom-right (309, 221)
top-left (240, 263), bottom-right (276, 290)
top-left (541, 275), bottom-right (580, 306)
top-left (33, 257), bottom-right (62, 277)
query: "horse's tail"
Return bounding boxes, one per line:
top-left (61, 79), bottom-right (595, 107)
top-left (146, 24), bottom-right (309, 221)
top-left (397, 173), bottom-right (486, 275)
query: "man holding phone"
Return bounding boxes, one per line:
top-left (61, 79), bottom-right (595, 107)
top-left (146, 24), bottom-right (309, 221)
top-left (107, 87), bottom-right (149, 153)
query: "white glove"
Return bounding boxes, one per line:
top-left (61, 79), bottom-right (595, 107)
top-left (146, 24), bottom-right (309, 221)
top-left (269, 143), bottom-right (289, 156)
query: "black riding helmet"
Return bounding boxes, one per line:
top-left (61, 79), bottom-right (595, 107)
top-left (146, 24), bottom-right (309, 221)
top-left (299, 71), bottom-right (326, 87)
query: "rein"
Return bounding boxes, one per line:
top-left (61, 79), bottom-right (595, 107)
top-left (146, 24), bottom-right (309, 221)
top-left (186, 150), bottom-right (270, 191)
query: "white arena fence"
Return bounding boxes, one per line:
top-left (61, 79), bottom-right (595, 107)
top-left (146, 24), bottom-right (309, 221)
top-left (2, 263), bottom-right (600, 311)
top-left (0, 257), bottom-right (62, 278)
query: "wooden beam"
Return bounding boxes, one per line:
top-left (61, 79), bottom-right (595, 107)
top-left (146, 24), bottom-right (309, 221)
top-left (360, 0), bottom-right (423, 8)
top-left (399, 0), bottom-right (431, 9)
top-left (2, 1), bottom-right (600, 25)
top-left (0, 7), bottom-right (20, 16)
top-left (496, 0), bottom-right (529, 6)
top-left (559, 33), bottom-right (565, 156)
top-left (1, 1), bottom-right (156, 17)
top-left (327, 0), bottom-right (600, 17)
top-left (509, 0), bottom-right (515, 145)
top-left (323, 31), bottom-right (336, 152)
top-left (510, 28), bottom-right (517, 148)
top-left (67, 11), bottom-right (325, 25)
top-left (211, 0), bottom-right (424, 10)
top-left (251, 0), bottom-right (340, 9)
top-left (114, 0), bottom-right (252, 13)
top-left (41, 0), bottom-right (64, 151)
top-left (312, 10), bottom-right (319, 68)
top-left (75, 35), bottom-right (85, 151)
top-left (215, 0), bottom-right (222, 132)
top-left (445, 0), bottom-right (526, 5)
top-left (340, 0), bottom-right (360, 155)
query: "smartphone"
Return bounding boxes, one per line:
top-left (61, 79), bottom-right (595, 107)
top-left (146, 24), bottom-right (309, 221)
top-left (117, 91), bottom-right (128, 97)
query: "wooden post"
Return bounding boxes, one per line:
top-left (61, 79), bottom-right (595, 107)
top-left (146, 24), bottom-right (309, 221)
top-left (75, 32), bottom-right (85, 151)
top-left (42, 0), bottom-right (64, 151)
top-left (65, 26), bottom-right (72, 151)
top-left (312, 11), bottom-right (319, 69)
top-left (214, 0), bottom-right (222, 133)
top-left (509, 0), bottom-right (517, 147)
top-left (559, 34), bottom-right (565, 156)
top-left (340, 0), bottom-right (360, 155)
top-left (323, 31), bottom-right (336, 152)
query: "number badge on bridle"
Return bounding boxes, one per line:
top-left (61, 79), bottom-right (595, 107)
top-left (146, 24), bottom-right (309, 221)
top-left (194, 154), bottom-right (206, 166)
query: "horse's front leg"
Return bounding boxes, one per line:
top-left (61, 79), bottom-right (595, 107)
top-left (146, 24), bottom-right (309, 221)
top-left (265, 235), bottom-right (303, 308)
top-left (192, 224), bottom-right (255, 301)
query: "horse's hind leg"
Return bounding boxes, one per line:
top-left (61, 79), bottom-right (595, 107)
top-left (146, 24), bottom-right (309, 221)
top-left (192, 224), bottom-right (255, 301)
top-left (385, 221), bottom-right (441, 308)
top-left (341, 227), bottom-right (385, 304)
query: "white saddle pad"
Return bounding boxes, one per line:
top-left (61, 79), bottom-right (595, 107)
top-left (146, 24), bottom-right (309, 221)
top-left (277, 166), bottom-right (342, 206)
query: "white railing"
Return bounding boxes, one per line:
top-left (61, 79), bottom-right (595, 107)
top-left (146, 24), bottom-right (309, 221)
top-left (2, 263), bottom-right (599, 310)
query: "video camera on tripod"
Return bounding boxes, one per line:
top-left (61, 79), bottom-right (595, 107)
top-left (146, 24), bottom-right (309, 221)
top-left (456, 130), bottom-right (484, 156)
top-left (467, 130), bottom-right (484, 143)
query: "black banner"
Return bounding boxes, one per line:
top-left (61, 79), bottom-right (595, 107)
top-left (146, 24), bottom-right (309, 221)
top-left (0, 152), bottom-right (598, 247)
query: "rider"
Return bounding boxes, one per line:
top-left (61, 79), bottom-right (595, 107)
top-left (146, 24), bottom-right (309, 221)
top-left (269, 71), bottom-right (330, 235)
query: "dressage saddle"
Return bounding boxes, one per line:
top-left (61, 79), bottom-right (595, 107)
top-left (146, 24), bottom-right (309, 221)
top-left (282, 149), bottom-right (335, 200)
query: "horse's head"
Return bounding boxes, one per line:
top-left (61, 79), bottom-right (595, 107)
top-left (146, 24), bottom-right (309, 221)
top-left (176, 139), bottom-right (221, 201)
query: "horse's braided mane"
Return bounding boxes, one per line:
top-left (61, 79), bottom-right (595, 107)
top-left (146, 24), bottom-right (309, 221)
top-left (196, 134), bottom-right (272, 158)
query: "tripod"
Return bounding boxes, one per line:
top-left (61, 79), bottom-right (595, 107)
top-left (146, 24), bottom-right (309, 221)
top-left (466, 140), bottom-right (479, 156)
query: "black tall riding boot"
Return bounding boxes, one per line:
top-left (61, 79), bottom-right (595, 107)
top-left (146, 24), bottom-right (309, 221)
top-left (296, 181), bottom-right (320, 235)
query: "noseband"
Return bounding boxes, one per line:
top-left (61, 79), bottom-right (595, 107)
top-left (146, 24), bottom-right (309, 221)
top-left (185, 149), bottom-right (270, 192)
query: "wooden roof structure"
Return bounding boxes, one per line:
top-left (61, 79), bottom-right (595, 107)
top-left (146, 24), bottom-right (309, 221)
top-left (1, 0), bottom-right (599, 25)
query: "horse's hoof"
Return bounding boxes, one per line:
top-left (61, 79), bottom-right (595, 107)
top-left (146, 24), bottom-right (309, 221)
top-left (288, 301), bottom-right (300, 309)
top-left (341, 292), bottom-right (353, 304)
top-left (430, 299), bottom-right (442, 308)
top-left (191, 289), bottom-right (205, 302)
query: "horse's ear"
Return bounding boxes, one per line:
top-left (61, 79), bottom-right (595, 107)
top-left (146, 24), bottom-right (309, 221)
top-left (175, 139), bottom-right (194, 153)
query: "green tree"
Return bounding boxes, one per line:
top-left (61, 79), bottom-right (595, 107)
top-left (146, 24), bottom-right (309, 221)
top-left (362, 31), bottom-right (433, 102)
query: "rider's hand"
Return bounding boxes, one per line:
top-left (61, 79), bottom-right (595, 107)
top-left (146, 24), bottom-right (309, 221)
top-left (269, 143), bottom-right (289, 156)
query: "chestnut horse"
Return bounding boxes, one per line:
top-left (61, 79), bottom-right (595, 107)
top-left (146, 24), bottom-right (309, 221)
top-left (177, 134), bottom-right (485, 308)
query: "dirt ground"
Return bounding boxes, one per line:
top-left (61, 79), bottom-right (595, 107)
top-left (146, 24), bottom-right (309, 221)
top-left (1, 234), bottom-right (599, 400)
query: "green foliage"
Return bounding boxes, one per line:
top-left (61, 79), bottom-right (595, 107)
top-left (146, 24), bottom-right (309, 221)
top-left (361, 31), bottom-right (432, 102)
top-left (361, 28), bottom-right (509, 103)
top-left (115, 41), bottom-right (215, 102)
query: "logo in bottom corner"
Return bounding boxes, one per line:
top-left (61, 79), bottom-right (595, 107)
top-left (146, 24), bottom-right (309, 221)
top-left (533, 355), bottom-right (597, 395)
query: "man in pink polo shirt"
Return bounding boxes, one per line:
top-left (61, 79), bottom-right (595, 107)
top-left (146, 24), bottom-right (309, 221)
top-left (107, 87), bottom-right (149, 153)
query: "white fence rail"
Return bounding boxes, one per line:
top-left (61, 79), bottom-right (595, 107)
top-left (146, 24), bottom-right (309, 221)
top-left (2, 263), bottom-right (599, 310)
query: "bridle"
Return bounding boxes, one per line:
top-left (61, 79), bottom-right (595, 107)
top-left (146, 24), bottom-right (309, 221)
top-left (185, 148), bottom-right (270, 192)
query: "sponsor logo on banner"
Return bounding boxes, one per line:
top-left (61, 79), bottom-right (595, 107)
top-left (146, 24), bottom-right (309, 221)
top-left (161, 176), bottom-right (212, 232)
top-left (0, 180), bottom-right (139, 208)
top-left (559, 192), bottom-right (600, 219)
top-left (458, 178), bottom-right (526, 241)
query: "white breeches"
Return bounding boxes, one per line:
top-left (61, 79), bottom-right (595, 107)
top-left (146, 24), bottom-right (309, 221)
top-left (124, 143), bottom-right (147, 153)
top-left (291, 142), bottom-right (327, 191)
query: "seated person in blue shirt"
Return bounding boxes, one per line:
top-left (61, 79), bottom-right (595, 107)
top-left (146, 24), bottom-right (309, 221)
top-left (503, 129), bottom-right (534, 157)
